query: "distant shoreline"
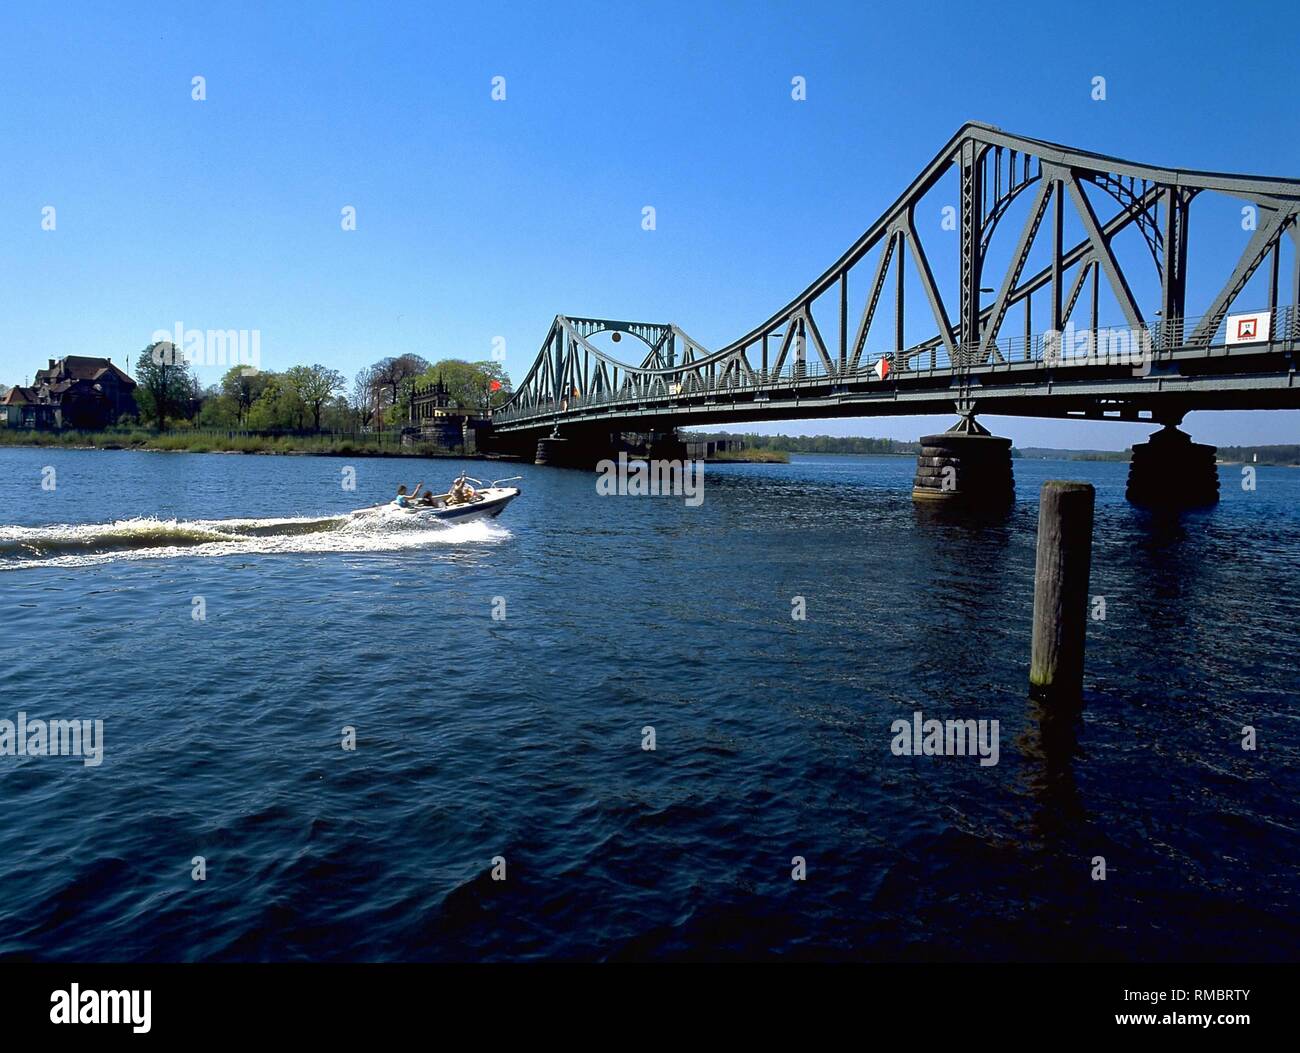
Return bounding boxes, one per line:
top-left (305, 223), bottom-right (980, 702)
top-left (3, 432), bottom-right (1297, 467)
top-left (0, 429), bottom-right (496, 460)
top-left (0, 442), bottom-right (501, 460)
top-left (2, 444), bottom-right (497, 459)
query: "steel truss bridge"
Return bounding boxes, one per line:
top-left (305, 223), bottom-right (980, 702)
top-left (490, 123), bottom-right (1300, 442)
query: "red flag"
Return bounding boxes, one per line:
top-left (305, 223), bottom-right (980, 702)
top-left (874, 357), bottom-right (890, 380)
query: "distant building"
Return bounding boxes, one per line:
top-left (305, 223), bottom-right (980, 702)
top-left (1, 385), bottom-right (57, 429)
top-left (1, 356), bottom-right (138, 429)
top-left (405, 376), bottom-right (487, 451)
top-left (410, 376), bottom-right (456, 421)
top-left (686, 436), bottom-right (747, 459)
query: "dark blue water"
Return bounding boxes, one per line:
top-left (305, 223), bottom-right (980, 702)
top-left (0, 446), bottom-right (1297, 961)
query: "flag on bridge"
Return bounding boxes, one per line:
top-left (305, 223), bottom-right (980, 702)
top-left (874, 357), bottom-right (891, 380)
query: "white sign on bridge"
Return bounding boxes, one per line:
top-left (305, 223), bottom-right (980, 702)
top-left (1226, 311), bottom-right (1271, 345)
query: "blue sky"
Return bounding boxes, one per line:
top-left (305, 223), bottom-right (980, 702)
top-left (1, 0), bottom-right (1296, 448)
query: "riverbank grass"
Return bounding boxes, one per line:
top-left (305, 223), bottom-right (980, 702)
top-left (0, 428), bottom-right (466, 458)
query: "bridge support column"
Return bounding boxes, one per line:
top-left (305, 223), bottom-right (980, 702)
top-left (534, 431), bottom-right (569, 466)
top-left (534, 429), bottom-right (619, 469)
top-left (1125, 424), bottom-right (1219, 508)
top-left (645, 430), bottom-right (689, 462)
top-left (912, 414), bottom-right (1015, 507)
top-left (475, 427), bottom-right (533, 461)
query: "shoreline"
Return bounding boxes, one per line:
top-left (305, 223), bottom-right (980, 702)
top-left (0, 440), bottom-right (774, 466)
top-left (0, 434), bottom-right (506, 460)
top-left (0, 444), bottom-right (503, 459)
top-left (4, 436), bottom-right (1297, 468)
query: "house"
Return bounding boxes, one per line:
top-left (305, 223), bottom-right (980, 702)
top-left (1, 356), bottom-right (138, 429)
top-left (1, 386), bottom-right (57, 429)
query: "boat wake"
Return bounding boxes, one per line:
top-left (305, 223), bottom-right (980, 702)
top-left (0, 508), bottom-right (509, 570)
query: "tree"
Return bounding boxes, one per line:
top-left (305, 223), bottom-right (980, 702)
top-left (353, 367), bottom-right (378, 429)
top-left (416, 359), bottom-right (513, 412)
top-left (368, 354), bottom-right (430, 427)
top-left (286, 364), bottom-right (345, 431)
top-left (220, 365), bottom-right (269, 425)
top-left (278, 374), bottom-right (308, 430)
top-left (321, 394), bottom-right (355, 432)
top-left (198, 383), bottom-right (241, 427)
top-left (134, 342), bottom-right (198, 430)
top-left (245, 374), bottom-right (292, 430)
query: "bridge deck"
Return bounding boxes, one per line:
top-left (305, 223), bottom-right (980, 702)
top-left (491, 124), bottom-right (1300, 440)
top-left (493, 333), bottom-right (1300, 434)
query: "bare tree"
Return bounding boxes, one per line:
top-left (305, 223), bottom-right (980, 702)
top-left (369, 354), bottom-right (430, 426)
top-left (353, 367), bottom-right (378, 429)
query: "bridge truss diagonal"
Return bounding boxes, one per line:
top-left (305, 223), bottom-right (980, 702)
top-left (496, 123), bottom-right (1300, 432)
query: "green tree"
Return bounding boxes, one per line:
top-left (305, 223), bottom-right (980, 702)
top-left (417, 359), bottom-right (513, 412)
top-left (321, 394), bottom-right (356, 432)
top-left (134, 342), bottom-right (198, 430)
top-left (220, 365), bottom-right (269, 424)
top-left (286, 364), bottom-right (345, 431)
top-left (198, 384), bottom-right (241, 428)
top-left (245, 374), bottom-right (295, 430)
top-left (277, 373), bottom-right (309, 429)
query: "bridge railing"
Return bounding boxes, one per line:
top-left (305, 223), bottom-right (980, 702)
top-left (493, 305), bottom-right (1298, 423)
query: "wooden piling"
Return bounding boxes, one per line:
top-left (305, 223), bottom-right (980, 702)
top-left (1029, 481), bottom-right (1095, 700)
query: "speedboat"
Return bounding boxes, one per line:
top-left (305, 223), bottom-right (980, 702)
top-left (353, 475), bottom-right (522, 524)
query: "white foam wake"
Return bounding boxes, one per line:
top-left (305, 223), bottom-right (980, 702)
top-left (0, 510), bottom-right (510, 570)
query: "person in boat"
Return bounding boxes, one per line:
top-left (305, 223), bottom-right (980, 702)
top-left (449, 476), bottom-right (477, 505)
top-left (418, 489), bottom-right (437, 507)
top-left (392, 481), bottom-right (423, 509)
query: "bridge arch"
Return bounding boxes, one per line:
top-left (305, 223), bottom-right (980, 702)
top-left (496, 122), bottom-right (1300, 430)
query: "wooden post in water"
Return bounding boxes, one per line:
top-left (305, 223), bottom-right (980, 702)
top-left (1029, 481), bottom-right (1095, 701)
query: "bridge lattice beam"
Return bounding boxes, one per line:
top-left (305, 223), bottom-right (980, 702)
top-left (498, 123), bottom-right (1300, 426)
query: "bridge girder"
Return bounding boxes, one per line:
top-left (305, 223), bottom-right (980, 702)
top-left (497, 123), bottom-right (1300, 431)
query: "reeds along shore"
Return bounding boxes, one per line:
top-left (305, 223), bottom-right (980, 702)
top-left (0, 428), bottom-right (481, 458)
top-left (1, 429), bottom-right (794, 462)
top-left (706, 448), bottom-right (789, 463)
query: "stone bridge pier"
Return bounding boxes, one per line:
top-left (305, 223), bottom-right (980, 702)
top-left (527, 427), bottom-right (690, 468)
top-left (907, 409), bottom-right (1221, 510)
top-left (912, 414), bottom-right (1015, 508)
top-left (1125, 415), bottom-right (1220, 508)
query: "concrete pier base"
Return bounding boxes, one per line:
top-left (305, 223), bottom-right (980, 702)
top-left (912, 415), bottom-right (1015, 507)
top-left (1125, 425), bottom-right (1219, 508)
top-left (533, 430), bottom-right (621, 469)
top-left (645, 431), bottom-right (690, 462)
top-left (533, 433), bottom-right (570, 466)
top-left (533, 429), bottom-right (690, 468)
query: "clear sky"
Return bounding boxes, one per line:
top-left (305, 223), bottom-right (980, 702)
top-left (1, 0), bottom-right (1296, 449)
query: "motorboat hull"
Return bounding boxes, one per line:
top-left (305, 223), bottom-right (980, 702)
top-left (404, 486), bottom-right (519, 523)
top-left (353, 486), bottom-right (520, 524)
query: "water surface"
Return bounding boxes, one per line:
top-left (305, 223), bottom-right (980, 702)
top-left (0, 446), bottom-right (1296, 960)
